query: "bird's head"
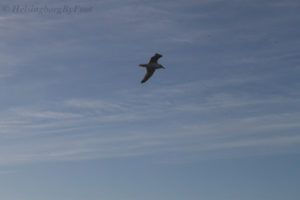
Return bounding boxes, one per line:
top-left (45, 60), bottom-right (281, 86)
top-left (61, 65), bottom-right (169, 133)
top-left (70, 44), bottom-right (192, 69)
top-left (155, 53), bottom-right (163, 58)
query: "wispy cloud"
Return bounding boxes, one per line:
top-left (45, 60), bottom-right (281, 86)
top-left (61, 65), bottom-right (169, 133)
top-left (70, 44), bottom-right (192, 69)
top-left (65, 99), bottom-right (126, 111)
top-left (0, 71), bottom-right (299, 165)
top-left (12, 109), bottom-right (83, 119)
top-left (209, 135), bottom-right (300, 150)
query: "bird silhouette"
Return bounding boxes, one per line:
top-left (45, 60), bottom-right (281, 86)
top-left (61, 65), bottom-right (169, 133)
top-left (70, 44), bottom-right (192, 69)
top-left (139, 53), bottom-right (165, 83)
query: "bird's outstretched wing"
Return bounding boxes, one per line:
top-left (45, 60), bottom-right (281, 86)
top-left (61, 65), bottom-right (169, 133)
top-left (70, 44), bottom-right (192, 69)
top-left (149, 53), bottom-right (162, 64)
top-left (141, 68), bottom-right (155, 83)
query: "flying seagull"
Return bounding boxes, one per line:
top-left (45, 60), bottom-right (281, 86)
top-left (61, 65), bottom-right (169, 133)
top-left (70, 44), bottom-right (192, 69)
top-left (139, 53), bottom-right (165, 83)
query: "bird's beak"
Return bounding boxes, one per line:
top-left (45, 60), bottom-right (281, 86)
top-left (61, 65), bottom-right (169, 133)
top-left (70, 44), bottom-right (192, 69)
top-left (162, 66), bottom-right (165, 69)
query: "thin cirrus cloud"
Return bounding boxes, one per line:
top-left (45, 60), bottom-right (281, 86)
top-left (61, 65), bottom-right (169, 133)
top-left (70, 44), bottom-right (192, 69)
top-left (0, 73), bottom-right (300, 165)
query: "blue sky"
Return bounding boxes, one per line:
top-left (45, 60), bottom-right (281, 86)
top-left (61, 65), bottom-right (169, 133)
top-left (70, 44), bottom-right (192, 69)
top-left (0, 0), bottom-right (300, 199)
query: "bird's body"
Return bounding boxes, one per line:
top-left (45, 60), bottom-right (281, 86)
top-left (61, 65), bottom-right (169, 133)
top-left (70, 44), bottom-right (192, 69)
top-left (139, 53), bottom-right (164, 83)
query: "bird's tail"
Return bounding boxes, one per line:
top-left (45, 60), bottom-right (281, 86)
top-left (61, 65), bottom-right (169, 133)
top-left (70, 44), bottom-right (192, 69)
top-left (139, 64), bottom-right (147, 67)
